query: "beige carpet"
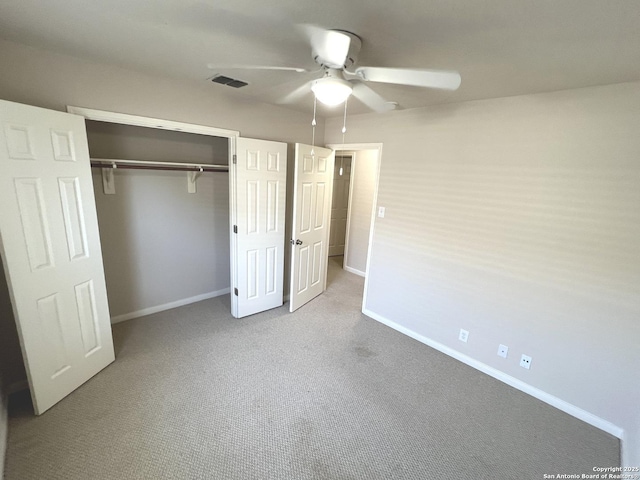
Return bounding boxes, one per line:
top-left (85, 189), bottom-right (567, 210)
top-left (4, 257), bottom-right (619, 479)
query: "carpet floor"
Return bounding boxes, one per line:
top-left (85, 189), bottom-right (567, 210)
top-left (4, 257), bottom-right (619, 479)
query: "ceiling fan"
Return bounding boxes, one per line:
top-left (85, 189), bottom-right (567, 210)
top-left (208, 25), bottom-right (461, 112)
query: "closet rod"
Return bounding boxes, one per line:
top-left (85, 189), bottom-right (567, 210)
top-left (90, 158), bottom-right (229, 173)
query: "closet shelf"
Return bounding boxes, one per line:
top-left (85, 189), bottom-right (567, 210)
top-left (90, 158), bottom-right (229, 173)
top-left (90, 158), bottom-right (228, 195)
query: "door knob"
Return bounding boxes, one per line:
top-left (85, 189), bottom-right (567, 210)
top-left (295, 239), bottom-right (303, 245)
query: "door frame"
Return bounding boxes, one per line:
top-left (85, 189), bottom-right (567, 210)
top-left (325, 143), bottom-right (383, 311)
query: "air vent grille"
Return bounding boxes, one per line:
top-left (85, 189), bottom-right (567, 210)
top-left (211, 75), bottom-right (248, 88)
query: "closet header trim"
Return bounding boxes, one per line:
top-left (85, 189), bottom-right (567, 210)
top-left (67, 106), bottom-right (240, 138)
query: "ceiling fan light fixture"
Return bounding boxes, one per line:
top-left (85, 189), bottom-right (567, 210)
top-left (311, 76), bottom-right (352, 106)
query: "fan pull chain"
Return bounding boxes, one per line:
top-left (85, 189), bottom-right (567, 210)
top-left (341, 98), bottom-right (348, 145)
top-left (311, 96), bottom-right (317, 156)
top-left (338, 99), bottom-right (349, 175)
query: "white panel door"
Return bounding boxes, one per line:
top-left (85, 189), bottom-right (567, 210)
top-left (0, 99), bottom-right (115, 414)
top-left (232, 137), bottom-right (287, 318)
top-left (329, 155), bottom-right (351, 256)
top-left (289, 143), bottom-right (335, 312)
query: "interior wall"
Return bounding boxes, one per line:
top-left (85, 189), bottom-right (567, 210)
top-left (325, 81), bottom-right (640, 467)
top-left (0, 379), bottom-right (6, 480)
top-left (0, 38), bottom-right (321, 389)
top-left (0, 39), bottom-right (324, 144)
top-left (86, 121), bottom-right (230, 319)
top-left (0, 259), bottom-right (26, 389)
top-left (344, 149), bottom-right (378, 275)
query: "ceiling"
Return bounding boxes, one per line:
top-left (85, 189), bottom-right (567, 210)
top-left (1, 0), bottom-right (639, 116)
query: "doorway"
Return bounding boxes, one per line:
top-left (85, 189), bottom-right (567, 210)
top-left (329, 154), bottom-right (353, 263)
top-left (326, 144), bottom-right (381, 282)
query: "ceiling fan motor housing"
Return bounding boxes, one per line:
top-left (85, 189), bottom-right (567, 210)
top-left (313, 30), bottom-right (362, 69)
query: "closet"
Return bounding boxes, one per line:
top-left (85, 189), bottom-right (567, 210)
top-left (84, 119), bottom-right (232, 323)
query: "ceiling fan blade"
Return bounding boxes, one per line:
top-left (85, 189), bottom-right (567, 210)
top-left (350, 83), bottom-right (397, 113)
top-left (354, 67), bottom-right (462, 90)
top-left (299, 25), bottom-right (351, 68)
top-left (277, 80), bottom-right (314, 104)
top-left (207, 64), bottom-right (311, 73)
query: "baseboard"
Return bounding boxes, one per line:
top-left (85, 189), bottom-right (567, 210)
top-left (344, 265), bottom-right (365, 277)
top-left (111, 288), bottom-right (231, 324)
top-left (362, 307), bottom-right (625, 440)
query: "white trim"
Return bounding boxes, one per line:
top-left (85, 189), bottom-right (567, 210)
top-left (110, 288), bottom-right (230, 324)
top-left (229, 136), bottom-right (238, 318)
top-left (362, 307), bottom-right (625, 440)
top-left (344, 265), bottom-right (365, 277)
top-left (67, 106), bottom-right (239, 138)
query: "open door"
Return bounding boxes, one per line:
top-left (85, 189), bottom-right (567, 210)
top-left (231, 137), bottom-right (287, 318)
top-left (0, 99), bottom-right (115, 414)
top-left (289, 143), bottom-right (335, 312)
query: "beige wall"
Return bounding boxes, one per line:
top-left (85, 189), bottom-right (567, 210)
top-left (325, 81), bottom-right (640, 467)
top-left (0, 40), bottom-right (323, 143)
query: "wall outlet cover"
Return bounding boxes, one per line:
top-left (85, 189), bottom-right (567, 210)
top-left (520, 354), bottom-right (532, 369)
top-left (459, 329), bottom-right (469, 343)
top-left (498, 344), bottom-right (509, 358)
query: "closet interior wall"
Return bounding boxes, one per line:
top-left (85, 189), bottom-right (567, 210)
top-left (85, 120), bottom-right (231, 321)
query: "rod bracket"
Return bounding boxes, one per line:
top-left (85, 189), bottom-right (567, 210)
top-left (101, 165), bottom-right (116, 195)
top-left (187, 167), bottom-right (203, 194)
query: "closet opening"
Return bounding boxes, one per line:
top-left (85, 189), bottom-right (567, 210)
top-left (84, 120), bottom-right (232, 324)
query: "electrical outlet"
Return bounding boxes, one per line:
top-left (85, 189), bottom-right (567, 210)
top-left (378, 206), bottom-right (385, 218)
top-left (498, 344), bottom-right (509, 358)
top-left (520, 354), bottom-right (532, 369)
top-left (458, 329), bottom-right (469, 343)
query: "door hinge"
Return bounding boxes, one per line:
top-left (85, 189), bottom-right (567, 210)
top-left (233, 225), bottom-right (238, 234)
top-left (234, 288), bottom-right (238, 296)
top-left (232, 154), bottom-right (237, 164)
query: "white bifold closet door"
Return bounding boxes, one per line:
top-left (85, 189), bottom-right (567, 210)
top-left (289, 143), bottom-right (335, 312)
top-left (0, 99), bottom-right (115, 414)
top-left (232, 138), bottom-right (287, 318)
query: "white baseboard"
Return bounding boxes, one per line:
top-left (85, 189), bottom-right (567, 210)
top-left (344, 265), bottom-right (365, 277)
top-left (111, 288), bottom-right (230, 324)
top-left (362, 307), bottom-right (624, 440)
